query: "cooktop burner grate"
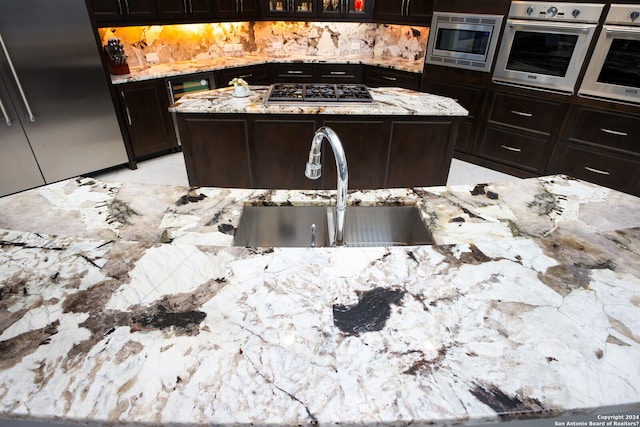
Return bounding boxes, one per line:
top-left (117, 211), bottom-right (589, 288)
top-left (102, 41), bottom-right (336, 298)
top-left (265, 83), bottom-right (374, 104)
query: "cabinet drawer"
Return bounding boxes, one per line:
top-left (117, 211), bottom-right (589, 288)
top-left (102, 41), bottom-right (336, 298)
top-left (318, 64), bottom-right (363, 83)
top-left (548, 143), bottom-right (640, 196)
top-left (477, 127), bottom-right (549, 172)
top-left (215, 65), bottom-right (270, 86)
top-left (271, 64), bottom-right (316, 82)
top-left (565, 107), bottom-right (640, 154)
top-left (488, 93), bottom-right (566, 135)
top-left (363, 66), bottom-right (421, 90)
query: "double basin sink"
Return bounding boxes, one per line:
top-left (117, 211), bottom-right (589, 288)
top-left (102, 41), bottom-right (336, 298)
top-left (233, 205), bottom-right (433, 248)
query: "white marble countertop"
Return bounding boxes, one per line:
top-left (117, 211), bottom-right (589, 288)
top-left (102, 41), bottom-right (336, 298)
top-left (1, 175), bottom-right (639, 426)
top-left (111, 54), bottom-right (425, 85)
top-left (169, 85), bottom-right (469, 116)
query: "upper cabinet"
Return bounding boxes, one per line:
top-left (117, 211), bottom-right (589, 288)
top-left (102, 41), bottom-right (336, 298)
top-left (373, 0), bottom-right (433, 25)
top-left (91, 0), bottom-right (157, 24)
top-left (156, 0), bottom-right (216, 21)
top-left (261, 0), bottom-right (316, 18)
top-left (214, 0), bottom-right (261, 19)
top-left (318, 0), bottom-right (374, 20)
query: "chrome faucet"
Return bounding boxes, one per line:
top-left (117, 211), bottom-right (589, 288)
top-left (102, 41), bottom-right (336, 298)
top-left (305, 127), bottom-right (348, 246)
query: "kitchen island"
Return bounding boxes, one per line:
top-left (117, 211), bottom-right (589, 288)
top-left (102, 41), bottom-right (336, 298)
top-left (169, 85), bottom-right (467, 189)
top-left (0, 175), bottom-right (639, 426)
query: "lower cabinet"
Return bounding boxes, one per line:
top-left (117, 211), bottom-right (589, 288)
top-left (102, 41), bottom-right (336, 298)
top-left (363, 66), bottom-right (421, 90)
top-left (175, 113), bottom-right (459, 189)
top-left (117, 79), bottom-right (178, 158)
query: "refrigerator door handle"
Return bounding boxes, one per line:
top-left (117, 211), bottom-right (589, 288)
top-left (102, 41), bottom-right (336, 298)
top-left (0, 94), bottom-right (11, 126)
top-left (0, 32), bottom-right (35, 122)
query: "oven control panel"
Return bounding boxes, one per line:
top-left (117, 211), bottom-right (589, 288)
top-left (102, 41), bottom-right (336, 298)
top-left (509, 1), bottom-right (604, 23)
top-left (605, 4), bottom-right (640, 25)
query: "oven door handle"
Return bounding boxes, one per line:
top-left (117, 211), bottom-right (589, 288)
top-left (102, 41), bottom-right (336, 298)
top-left (508, 20), bottom-right (592, 34)
top-left (605, 27), bottom-right (640, 40)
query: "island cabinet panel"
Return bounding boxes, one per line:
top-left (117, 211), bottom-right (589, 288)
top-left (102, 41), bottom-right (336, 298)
top-left (118, 79), bottom-right (178, 159)
top-left (386, 120), bottom-right (458, 187)
top-left (319, 120), bottom-right (388, 189)
top-left (249, 119), bottom-right (320, 189)
top-left (176, 116), bottom-right (251, 187)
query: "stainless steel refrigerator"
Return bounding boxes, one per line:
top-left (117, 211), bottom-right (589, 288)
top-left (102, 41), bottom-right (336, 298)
top-left (0, 0), bottom-right (128, 197)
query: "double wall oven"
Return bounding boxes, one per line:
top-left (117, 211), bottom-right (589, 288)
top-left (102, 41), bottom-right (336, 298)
top-left (493, 1), bottom-right (604, 94)
top-left (579, 4), bottom-right (640, 104)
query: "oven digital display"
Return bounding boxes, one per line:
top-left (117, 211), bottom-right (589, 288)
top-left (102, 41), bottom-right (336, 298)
top-left (506, 31), bottom-right (579, 77)
top-left (597, 38), bottom-right (640, 89)
top-left (435, 28), bottom-right (491, 57)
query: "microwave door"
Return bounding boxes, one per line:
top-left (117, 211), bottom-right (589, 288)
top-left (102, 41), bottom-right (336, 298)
top-left (579, 26), bottom-right (640, 103)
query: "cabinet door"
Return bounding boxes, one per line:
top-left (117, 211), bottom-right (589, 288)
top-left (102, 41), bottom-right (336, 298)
top-left (119, 80), bottom-right (178, 158)
top-left (320, 120), bottom-right (387, 189)
top-left (318, 0), bottom-right (373, 20)
top-left (386, 121), bottom-right (457, 187)
top-left (250, 120), bottom-right (319, 189)
top-left (373, 0), bottom-right (404, 21)
top-left (262, 0), bottom-right (316, 17)
top-left (91, 0), bottom-right (156, 23)
top-left (157, 0), bottom-right (215, 20)
top-left (406, 0), bottom-right (433, 24)
top-left (177, 116), bottom-right (251, 187)
top-left (215, 0), bottom-right (260, 18)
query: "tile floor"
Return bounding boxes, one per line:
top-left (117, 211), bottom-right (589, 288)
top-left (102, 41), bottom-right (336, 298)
top-left (95, 151), bottom-right (521, 187)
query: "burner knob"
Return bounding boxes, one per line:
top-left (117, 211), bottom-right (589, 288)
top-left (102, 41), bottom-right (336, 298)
top-left (630, 10), bottom-right (640, 21)
top-left (572, 8), bottom-right (581, 18)
top-left (547, 6), bottom-right (558, 17)
top-left (526, 6), bottom-right (534, 15)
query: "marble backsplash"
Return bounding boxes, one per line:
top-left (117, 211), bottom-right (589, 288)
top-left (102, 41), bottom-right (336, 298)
top-left (98, 21), bottom-right (429, 68)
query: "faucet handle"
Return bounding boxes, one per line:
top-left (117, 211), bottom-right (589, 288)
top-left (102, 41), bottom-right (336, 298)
top-left (305, 162), bottom-right (322, 179)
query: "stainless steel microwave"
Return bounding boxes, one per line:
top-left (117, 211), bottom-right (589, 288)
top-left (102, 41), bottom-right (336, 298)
top-left (425, 12), bottom-right (504, 72)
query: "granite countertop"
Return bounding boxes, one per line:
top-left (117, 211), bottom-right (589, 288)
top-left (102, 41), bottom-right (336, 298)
top-left (1, 175), bottom-right (639, 426)
top-left (169, 85), bottom-right (469, 116)
top-left (111, 54), bottom-right (425, 85)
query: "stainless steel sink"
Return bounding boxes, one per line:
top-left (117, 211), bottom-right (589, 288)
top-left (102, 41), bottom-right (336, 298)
top-left (233, 205), bottom-right (433, 247)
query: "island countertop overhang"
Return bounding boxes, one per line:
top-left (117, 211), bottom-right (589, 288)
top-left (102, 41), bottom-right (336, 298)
top-left (168, 85), bottom-right (469, 116)
top-left (0, 176), bottom-right (639, 426)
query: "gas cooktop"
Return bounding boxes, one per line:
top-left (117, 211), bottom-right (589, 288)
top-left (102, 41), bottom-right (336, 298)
top-left (264, 83), bottom-right (374, 105)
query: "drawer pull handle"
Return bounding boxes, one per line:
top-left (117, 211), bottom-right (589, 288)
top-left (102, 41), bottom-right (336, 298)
top-left (584, 166), bottom-right (611, 176)
top-left (500, 145), bottom-right (522, 152)
top-left (330, 71), bottom-right (347, 75)
top-left (600, 128), bottom-right (628, 137)
top-left (238, 74), bottom-right (253, 79)
top-left (382, 76), bottom-right (397, 81)
top-left (511, 110), bottom-right (533, 117)
top-left (287, 70), bottom-right (304, 74)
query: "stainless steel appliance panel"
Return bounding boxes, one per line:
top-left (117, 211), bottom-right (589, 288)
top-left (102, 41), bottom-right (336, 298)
top-left (0, 0), bottom-right (128, 191)
top-left (0, 74), bottom-right (46, 195)
top-left (492, 2), bottom-right (604, 94)
top-left (579, 4), bottom-right (640, 104)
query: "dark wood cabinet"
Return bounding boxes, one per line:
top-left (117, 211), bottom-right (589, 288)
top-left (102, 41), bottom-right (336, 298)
top-left (422, 80), bottom-right (485, 154)
top-left (373, 0), bottom-right (433, 25)
top-left (175, 114), bottom-right (460, 189)
top-left (473, 90), bottom-right (568, 174)
top-left (547, 103), bottom-right (640, 196)
top-left (91, 0), bottom-right (157, 24)
top-left (177, 116), bottom-right (251, 187)
top-left (271, 63), bottom-right (317, 83)
top-left (215, 64), bottom-right (271, 86)
top-left (156, 0), bottom-right (216, 21)
top-left (118, 79), bottom-right (178, 159)
top-left (317, 64), bottom-right (363, 83)
top-left (214, 0), bottom-right (260, 19)
top-left (363, 66), bottom-right (421, 90)
top-left (318, 0), bottom-right (374, 20)
top-left (261, 0), bottom-right (316, 18)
